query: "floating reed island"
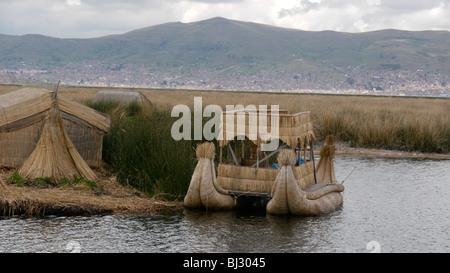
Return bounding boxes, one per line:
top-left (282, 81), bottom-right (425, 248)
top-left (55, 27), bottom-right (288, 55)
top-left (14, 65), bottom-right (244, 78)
top-left (184, 109), bottom-right (345, 215)
top-left (0, 87), bottom-right (180, 217)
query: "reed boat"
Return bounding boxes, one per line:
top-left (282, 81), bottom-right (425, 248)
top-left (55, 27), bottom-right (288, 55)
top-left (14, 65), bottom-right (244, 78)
top-left (184, 110), bottom-right (344, 215)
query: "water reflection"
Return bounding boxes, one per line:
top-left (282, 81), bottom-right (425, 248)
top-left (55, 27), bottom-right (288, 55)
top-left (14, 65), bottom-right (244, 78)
top-left (1, 156), bottom-right (449, 253)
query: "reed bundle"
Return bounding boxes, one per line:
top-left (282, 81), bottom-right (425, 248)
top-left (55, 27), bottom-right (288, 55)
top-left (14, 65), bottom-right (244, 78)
top-left (266, 149), bottom-right (344, 215)
top-left (184, 142), bottom-right (235, 210)
top-left (18, 97), bottom-right (98, 181)
top-left (216, 160), bottom-right (316, 193)
top-left (315, 135), bottom-right (338, 183)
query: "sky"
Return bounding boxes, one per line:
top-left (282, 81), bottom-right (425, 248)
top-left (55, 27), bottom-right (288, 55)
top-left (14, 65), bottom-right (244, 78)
top-left (0, 0), bottom-right (449, 38)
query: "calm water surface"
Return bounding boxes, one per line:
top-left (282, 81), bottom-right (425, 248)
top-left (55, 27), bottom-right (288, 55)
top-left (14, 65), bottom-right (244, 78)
top-left (1, 156), bottom-right (449, 253)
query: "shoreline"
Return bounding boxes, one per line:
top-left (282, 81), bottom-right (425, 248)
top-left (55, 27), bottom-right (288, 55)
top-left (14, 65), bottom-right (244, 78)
top-left (0, 169), bottom-right (184, 218)
top-left (1, 144), bottom-right (448, 218)
top-left (333, 142), bottom-right (450, 160)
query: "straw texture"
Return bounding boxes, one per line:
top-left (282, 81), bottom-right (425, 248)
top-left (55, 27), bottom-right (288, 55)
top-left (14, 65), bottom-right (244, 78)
top-left (266, 149), bottom-right (344, 215)
top-left (184, 142), bottom-right (235, 210)
top-left (315, 135), bottom-right (338, 183)
top-left (217, 161), bottom-right (315, 193)
top-left (59, 96), bottom-right (110, 133)
top-left (18, 96), bottom-right (98, 181)
top-left (0, 119), bottom-right (46, 168)
top-left (0, 88), bottom-right (52, 128)
top-left (219, 110), bottom-right (315, 149)
top-left (0, 88), bottom-right (110, 169)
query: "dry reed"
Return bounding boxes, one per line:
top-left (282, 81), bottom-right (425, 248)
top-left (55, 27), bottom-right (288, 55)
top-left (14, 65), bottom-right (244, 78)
top-left (0, 169), bottom-right (183, 217)
top-left (3, 85), bottom-right (447, 153)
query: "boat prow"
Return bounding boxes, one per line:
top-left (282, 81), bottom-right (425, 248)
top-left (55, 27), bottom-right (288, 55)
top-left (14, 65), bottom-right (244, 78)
top-left (267, 149), bottom-right (344, 215)
top-left (184, 142), bottom-right (235, 210)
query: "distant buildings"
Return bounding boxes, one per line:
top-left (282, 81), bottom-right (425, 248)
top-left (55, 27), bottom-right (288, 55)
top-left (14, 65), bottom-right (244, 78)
top-left (1, 61), bottom-right (448, 97)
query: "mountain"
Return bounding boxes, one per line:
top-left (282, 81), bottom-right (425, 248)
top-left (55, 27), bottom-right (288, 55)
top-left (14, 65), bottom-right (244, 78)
top-left (1, 17), bottom-right (449, 75)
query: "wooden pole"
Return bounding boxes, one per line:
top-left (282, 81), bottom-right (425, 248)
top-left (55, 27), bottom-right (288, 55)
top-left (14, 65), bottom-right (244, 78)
top-left (241, 139), bottom-right (245, 160)
top-left (256, 148), bottom-right (259, 168)
top-left (251, 143), bottom-right (288, 167)
top-left (304, 142), bottom-right (307, 162)
top-left (311, 140), bottom-right (317, 184)
top-left (228, 143), bottom-right (239, 166)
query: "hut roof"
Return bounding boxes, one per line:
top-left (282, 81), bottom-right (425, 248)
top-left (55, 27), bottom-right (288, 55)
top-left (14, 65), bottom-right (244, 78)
top-left (0, 88), bottom-right (111, 180)
top-left (218, 110), bottom-right (315, 148)
top-left (91, 90), bottom-right (152, 107)
top-left (0, 88), bottom-right (110, 132)
top-left (0, 88), bottom-right (52, 129)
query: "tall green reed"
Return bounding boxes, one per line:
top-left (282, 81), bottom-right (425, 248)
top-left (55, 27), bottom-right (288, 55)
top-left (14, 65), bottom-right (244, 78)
top-left (89, 101), bottom-right (199, 200)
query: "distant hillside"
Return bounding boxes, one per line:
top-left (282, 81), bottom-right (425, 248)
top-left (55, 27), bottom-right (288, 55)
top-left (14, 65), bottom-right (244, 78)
top-left (1, 17), bottom-right (449, 75)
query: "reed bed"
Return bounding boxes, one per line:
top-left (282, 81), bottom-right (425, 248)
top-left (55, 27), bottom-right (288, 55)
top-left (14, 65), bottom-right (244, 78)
top-left (3, 85), bottom-right (447, 152)
top-left (85, 88), bottom-right (448, 200)
top-left (87, 101), bottom-right (200, 200)
top-left (138, 90), bottom-right (449, 153)
top-left (1, 85), bottom-right (448, 203)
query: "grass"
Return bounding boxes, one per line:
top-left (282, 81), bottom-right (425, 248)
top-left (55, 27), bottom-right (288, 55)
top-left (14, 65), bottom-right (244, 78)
top-left (88, 101), bottom-right (200, 200)
top-left (313, 98), bottom-right (450, 153)
top-left (86, 92), bottom-right (449, 202)
top-left (6, 171), bottom-right (99, 190)
top-left (2, 85), bottom-right (449, 201)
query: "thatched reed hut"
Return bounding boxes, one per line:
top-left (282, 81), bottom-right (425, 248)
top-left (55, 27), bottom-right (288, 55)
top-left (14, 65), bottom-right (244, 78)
top-left (91, 90), bottom-right (152, 108)
top-left (0, 88), bottom-right (110, 179)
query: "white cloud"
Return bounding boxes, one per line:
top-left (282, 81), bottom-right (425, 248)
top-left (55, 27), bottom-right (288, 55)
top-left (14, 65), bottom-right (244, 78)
top-left (0, 0), bottom-right (449, 38)
top-left (67, 0), bottom-right (81, 6)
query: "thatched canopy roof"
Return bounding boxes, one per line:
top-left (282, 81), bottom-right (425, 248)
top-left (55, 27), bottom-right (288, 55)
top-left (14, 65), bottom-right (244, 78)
top-left (218, 110), bottom-right (315, 149)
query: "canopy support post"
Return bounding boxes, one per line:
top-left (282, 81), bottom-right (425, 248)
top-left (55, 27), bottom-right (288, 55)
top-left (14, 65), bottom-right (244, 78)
top-left (251, 143), bottom-right (288, 168)
top-left (228, 143), bottom-right (239, 166)
top-left (311, 140), bottom-right (317, 184)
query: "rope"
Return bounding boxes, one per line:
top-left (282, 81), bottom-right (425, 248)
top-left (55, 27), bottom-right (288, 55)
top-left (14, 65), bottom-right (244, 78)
top-left (341, 166), bottom-right (357, 185)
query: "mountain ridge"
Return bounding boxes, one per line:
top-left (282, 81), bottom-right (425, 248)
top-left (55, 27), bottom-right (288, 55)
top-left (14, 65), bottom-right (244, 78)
top-left (1, 17), bottom-right (449, 74)
top-left (0, 17), bottom-right (449, 95)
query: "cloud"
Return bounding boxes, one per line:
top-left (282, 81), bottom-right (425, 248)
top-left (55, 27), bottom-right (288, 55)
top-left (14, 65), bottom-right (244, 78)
top-left (0, 0), bottom-right (449, 38)
top-left (278, 0), bottom-right (320, 18)
top-left (66, 0), bottom-right (81, 6)
top-left (275, 0), bottom-right (450, 32)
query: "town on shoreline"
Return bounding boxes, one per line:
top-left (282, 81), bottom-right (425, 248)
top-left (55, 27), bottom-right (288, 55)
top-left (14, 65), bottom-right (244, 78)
top-left (1, 61), bottom-right (449, 97)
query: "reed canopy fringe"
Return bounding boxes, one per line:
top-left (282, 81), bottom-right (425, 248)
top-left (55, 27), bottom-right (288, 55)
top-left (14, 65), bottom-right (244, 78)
top-left (0, 88), bottom-right (111, 181)
top-left (218, 110), bottom-right (315, 149)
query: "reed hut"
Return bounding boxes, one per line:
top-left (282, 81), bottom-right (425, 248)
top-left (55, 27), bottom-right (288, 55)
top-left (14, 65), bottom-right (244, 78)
top-left (184, 108), bottom-right (344, 215)
top-left (91, 90), bottom-right (152, 108)
top-left (0, 88), bottom-right (110, 180)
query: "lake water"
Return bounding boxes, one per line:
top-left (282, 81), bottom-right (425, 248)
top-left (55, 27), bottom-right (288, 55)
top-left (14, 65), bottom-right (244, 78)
top-left (1, 156), bottom-right (449, 253)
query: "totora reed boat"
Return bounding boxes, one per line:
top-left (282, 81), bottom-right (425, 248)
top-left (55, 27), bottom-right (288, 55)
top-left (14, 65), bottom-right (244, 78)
top-left (184, 109), bottom-right (344, 215)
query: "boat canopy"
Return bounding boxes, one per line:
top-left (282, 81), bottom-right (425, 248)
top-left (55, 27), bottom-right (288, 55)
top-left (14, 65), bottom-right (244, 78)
top-left (218, 109), bottom-right (315, 149)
